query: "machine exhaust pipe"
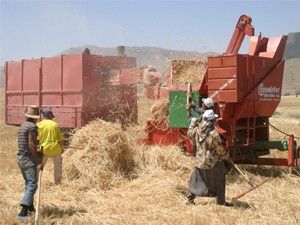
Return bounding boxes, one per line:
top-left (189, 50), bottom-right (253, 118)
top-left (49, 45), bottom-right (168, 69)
top-left (117, 46), bottom-right (126, 56)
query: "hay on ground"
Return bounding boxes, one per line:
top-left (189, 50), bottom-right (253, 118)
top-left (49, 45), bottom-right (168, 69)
top-left (134, 145), bottom-right (194, 173)
top-left (1, 91), bottom-right (300, 225)
top-left (64, 119), bottom-right (135, 190)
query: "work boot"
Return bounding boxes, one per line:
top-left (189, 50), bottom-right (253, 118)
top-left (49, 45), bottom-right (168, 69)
top-left (28, 204), bottom-right (35, 215)
top-left (16, 205), bottom-right (29, 222)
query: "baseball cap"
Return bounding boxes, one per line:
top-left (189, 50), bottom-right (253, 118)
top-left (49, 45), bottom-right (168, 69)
top-left (42, 108), bottom-right (54, 118)
top-left (202, 97), bottom-right (214, 108)
top-left (203, 109), bottom-right (218, 121)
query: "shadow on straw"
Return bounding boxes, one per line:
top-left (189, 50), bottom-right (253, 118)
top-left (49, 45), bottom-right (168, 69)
top-left (41, 205), bottom-right (87, 218)
top-left (226, 165), bottom-right (284, 182)
top-left (242, 166), bottom-right (284, 178)
top-left (231, 200), bottom-right (251, 209)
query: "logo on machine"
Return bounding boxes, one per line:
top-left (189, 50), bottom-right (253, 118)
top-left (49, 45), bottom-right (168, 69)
top-left (210, 78), bottom-right (235, 99)
top-left (258, 83), bottom-right (280, 101)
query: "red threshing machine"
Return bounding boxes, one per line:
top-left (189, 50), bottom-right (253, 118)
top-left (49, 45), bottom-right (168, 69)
top-left (144, 15), bottom-right (299, 171)
top-left (4, 47), bottom-right (139, 128)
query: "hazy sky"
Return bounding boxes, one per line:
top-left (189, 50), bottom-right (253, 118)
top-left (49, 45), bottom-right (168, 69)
top-left (0, 0), bottom-right (299, 64)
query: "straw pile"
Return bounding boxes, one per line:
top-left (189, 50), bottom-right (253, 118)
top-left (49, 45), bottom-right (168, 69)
top-left (63, 119), bottom-right (135, 190)
top-left (134, 145), bottom-right (194, 173)
top-left (63, 119), bottom-right (191, 191)
top-left (171, 60), bottom-right (207, 86)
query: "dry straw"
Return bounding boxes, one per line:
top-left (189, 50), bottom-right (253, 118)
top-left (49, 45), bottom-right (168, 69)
top-left (64, 119), bottom-right (136, 190)
top-left (171, 60), bottom-right (207, 86)
top-left (1, 90), bottom-right (300, 225)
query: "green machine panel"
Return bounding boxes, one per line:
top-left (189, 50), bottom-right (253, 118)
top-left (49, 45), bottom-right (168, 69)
top-left (169, 90), bottom-right (201, 128)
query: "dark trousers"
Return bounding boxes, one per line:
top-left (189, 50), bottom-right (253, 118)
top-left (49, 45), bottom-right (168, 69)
top-left (187, 161), bottom-right (226, 203)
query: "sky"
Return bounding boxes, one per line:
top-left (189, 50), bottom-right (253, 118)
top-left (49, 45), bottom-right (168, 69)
top-left (0, 0), bottom-right (300, 65)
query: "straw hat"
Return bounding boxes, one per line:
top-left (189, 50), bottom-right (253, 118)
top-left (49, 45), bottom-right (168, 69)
top-left (25, 105), bottom-right (40, 119)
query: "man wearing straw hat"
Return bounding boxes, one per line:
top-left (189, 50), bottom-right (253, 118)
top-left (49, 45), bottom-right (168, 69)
top-left (17, 106), bottom-right (43, 221)
top-left (37, 108), bottom-right (64, 185)
top-left (186, 109), bottom-right (233, 207)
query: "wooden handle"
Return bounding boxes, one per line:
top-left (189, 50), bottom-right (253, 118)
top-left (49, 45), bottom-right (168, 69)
top-left (34, 170), bottom-right (42, 225)
top-left (228, 159), bottom-right (256, 188)
top-left (231, 179), bottom-right (270, 201)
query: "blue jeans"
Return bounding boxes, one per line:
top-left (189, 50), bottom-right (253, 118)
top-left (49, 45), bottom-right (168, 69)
top-left (17, 158), bottom-right (38, 206)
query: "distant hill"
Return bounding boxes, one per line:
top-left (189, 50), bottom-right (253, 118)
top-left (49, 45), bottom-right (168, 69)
top-left (0, 46), bottom-right (215, 87)
top-left (62, 45), bottom-right (215, 74)
top-left (1, 31), bottom-right (299, 93)
top-left (282, 32), bottom-right (300, 95)
top-left (282, 57), bottom-right (300, 95)
top-left (0, 66), bottom-right (3, 88)
top-left (284, 32), bottom-right (300, 59)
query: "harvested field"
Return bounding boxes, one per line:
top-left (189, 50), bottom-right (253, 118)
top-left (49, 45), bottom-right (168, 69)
top-left (0, 90), bottom-right (300, 225)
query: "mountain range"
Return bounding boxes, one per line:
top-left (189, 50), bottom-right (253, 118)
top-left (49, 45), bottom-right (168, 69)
top-left (1, 32), bottom-right (299, 95)
top-left (62, 46), bottom-right (214, 74)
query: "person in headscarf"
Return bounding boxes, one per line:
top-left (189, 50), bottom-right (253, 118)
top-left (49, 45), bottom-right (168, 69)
top-left (186, 109), bottom-right (233, 207)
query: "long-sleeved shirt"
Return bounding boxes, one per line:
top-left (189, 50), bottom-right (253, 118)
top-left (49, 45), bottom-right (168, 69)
top-left (188, 120), bottom-right (228, 169)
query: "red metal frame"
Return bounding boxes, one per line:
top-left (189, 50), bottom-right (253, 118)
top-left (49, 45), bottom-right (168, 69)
top-left (225, 15), bottom-right (254, 55)
top-left (144, 15), bottom-right (299, 169)
top-left (145, 120), bottom-right (194, 155)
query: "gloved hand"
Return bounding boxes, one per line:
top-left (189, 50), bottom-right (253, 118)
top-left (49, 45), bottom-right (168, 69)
top-left (186, 102), bottom-right (196, 110)
top-left (189, 117), bottom-right (198, 129)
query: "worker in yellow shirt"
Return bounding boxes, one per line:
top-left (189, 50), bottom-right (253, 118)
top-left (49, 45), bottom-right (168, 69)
top-left (37, 108), bottom-right (64, 184)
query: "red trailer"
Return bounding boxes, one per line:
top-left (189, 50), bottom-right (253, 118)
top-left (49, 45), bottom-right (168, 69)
top-left (5, 53), bottom-right (138, 128)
